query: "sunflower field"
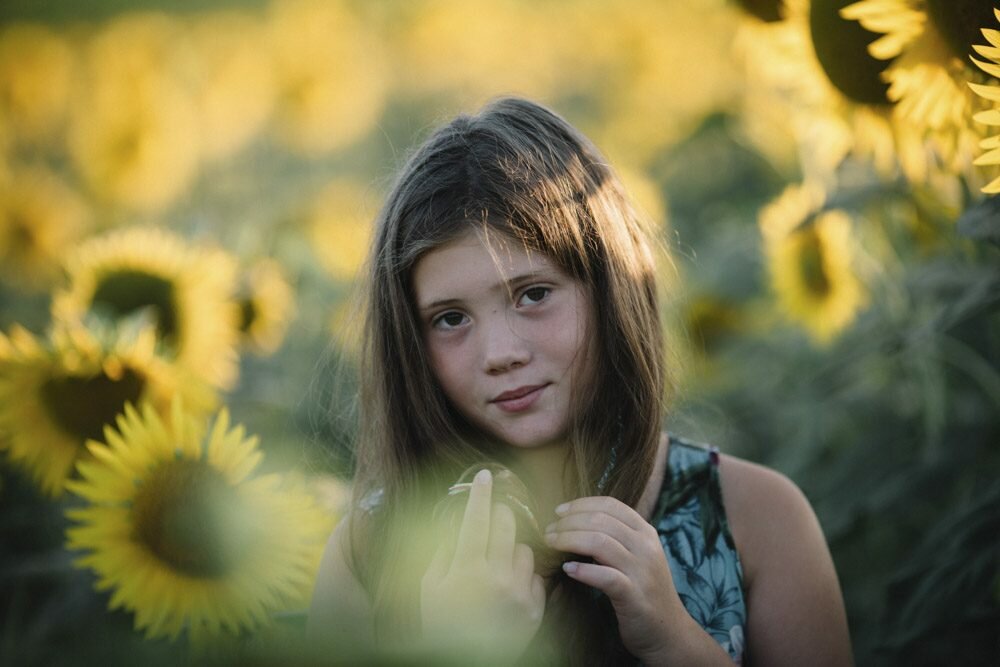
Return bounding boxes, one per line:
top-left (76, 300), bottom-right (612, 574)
top-left (0, 0), bottom-right (997, 664)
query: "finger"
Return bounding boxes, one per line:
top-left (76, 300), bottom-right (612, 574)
top-left (454, 468), bottom-right (492, 561)
top-left (487, 502), bottom-right (517, 566)
top-left (544, 529), bottom-right (633, 568)
top-left (545, 512), bottom-right (636, 551)
top-left (561, 560), bottom-right (631, 603)
top-left (555, 496), bottom-right (647, 532)
top-left (512, 542), bottom-right (535, 581)
top-left (424, 541), bottom-right (451, 585)
top-left (530, 573), bottom-right (545, 621)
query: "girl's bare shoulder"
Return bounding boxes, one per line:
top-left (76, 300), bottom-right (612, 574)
top-left (715, 453), bottom-right (853, 665)
top-left (715, 454), bottom-right (818, 579)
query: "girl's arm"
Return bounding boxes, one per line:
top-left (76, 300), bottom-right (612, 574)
top-left (719, 454), bottom-right (854, 666)
top-left (307, 516), bottom-right (376, 654)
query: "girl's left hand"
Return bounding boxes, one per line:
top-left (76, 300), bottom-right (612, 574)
top-left (544, 496), bottom-right (722, 664)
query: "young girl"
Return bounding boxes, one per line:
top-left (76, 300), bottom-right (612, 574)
top-left (308, 97), bottom-right (853, 665)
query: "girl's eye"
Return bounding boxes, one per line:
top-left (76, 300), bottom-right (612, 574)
top-left (432, 311), bottom-right (468, 330)
top-left (518, 286), bottom-right (550, 306)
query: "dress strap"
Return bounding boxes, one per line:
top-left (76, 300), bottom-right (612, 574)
top-left (651, 438), bottom-right (729, 555)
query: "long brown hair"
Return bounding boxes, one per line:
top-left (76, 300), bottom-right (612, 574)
top-left (345, 97), bottom-right (669, 662)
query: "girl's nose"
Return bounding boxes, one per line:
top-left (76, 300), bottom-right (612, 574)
top-left (482, 319), bottom-right (531, 375)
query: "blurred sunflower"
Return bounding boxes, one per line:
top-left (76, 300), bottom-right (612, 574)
top-left (68, 12), bottom-right (200, 213)
top-left (188, 11), bottom-right (276, 162)
top-left (0, 166), bottom-right (90, 290)
top-left (236, 258), bottom-right (295, 356)
top-left (0, 23), bottom-right (76, 145)
top-left (734, 0), bottom-right (785, 23)
top-left (760, 183), bottom-right (868, 345)
top-left (395, 0), bottom-right (559, 103)
top-left (565, 0), bottom-right (740, 166)
top-left (268, 0), bottom-right (388, 156)
top-left (683, 294), bottom-right (746, 359)
top-left (65, 401), bottom-right (334, 643)
top-left (0, 322), bottom-right (214, 497)
top-left (307, 179), bottom-right (378, 282)
top-left (737, 0), bottom-right (901, 184)
top-left (841, 0), bottom-right (997, 188)
top-left (968, 8), bottom-right (1000, 194)
top-left (52, 227), bottom-right (241, 389)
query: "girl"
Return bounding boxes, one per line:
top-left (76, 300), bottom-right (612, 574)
top-left (309, 97), bottom-right (853, 665)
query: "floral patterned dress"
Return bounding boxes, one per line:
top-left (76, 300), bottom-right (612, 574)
top-left (651, 436), bottom-right (747, 663)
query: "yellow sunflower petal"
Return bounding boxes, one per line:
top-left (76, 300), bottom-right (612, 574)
top-left (64, 400), bottom-right (334, 643)
top-left (52, 227), bottom-right (240, 389)
top-left (0, 322), bottom-right (214, 497)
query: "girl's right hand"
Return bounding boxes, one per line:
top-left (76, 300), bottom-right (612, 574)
top-left (420, 468), bottom-right (546, 663)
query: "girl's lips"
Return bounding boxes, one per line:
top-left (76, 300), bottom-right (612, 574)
top-left (492, 384), bottom-right (547, 413)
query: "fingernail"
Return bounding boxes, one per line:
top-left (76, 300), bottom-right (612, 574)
top-left (554, 503), bottom-right (569, 515)
top-left (544, 522), bottom-right (555, 534)
top-left (474, 468), bottom-right (491, 485)
top-left (562, 561), bottom-right (578, 574)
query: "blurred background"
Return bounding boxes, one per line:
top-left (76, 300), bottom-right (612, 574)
top-left (0, 0), bottom-right (997, 664)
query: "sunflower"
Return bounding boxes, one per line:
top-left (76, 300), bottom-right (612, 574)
top-left (0, 22), bottom-right (76, 145)
top-left (307, 179), bottom-right (378, 282)
top-left (760, 183), bottom-right (868, 344)
top-left (564, 0), bottom-right (741, 166)
top-left (65, 401), bottom-right (334, 644)
top-left (395, 0), bottom-right (561, 104)
top-left (187, 10), bottom-right (276, 163)
top-left (236, 258), bottom-right (295, 356)
top-left (736, 0), bottom-right (902, 185)
top-left (52, 227), bottom-right (241, 389)
top-left (268, 0), bottom-right (388, 156)
top-left (969, 8), bottom-right (1000, 194)
top-left (841, 0), bottom-right (997, 189)
top-left (734, 0), bottom-right (784, 23)
top-left (0, 322), bottom-right (215, 497)
top-left (67, 12), bottom-right (200, 213)
top-left (0, 166), bottom-right (90, 291)
top-left (683, 294), bottom-right (745, 359)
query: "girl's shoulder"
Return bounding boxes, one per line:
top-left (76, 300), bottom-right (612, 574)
top-left (712, 446), bottom-right (854, 664)
top-left (712, 449), bottom-right (818, 587)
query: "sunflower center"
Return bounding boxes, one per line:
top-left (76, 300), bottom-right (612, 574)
top-left (7, 210), bottom-right (37, 252)
top-left (40, 366), bottom-right (146, 443)
top-left (111, 126), bottom-right (144, 169)
top-left (688, 298), bottom-right (740, 355)
top-left (238, 297), bottom-right (257, 333)
top-left (132, 460), bottom-right (259, 577)
top-left (798, 228), bottom-right (830, 296)
top-left (91, 270), bottom-right (179, 345)
top-left (926, 0), bottom-right (996, 62)
top-left (734, 0), bottom-right (783, 23)
top-left (810, 0), bottom-right (892, 106)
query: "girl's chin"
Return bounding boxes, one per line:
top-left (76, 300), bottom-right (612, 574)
top-left (493, 429), bottom-right (570, 451)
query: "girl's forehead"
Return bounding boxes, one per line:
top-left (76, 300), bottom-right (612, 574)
top-left (412, 231), bottom-right (563, 303)
top-left (428, 229), bottom-right (555, 271)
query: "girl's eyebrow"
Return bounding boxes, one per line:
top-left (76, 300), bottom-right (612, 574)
top-left (417, 270), bottom-right (553, 313)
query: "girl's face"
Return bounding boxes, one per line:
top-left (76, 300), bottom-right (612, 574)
top-left (413, 230), bottom-right (594, 452)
